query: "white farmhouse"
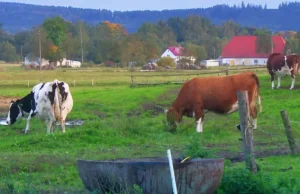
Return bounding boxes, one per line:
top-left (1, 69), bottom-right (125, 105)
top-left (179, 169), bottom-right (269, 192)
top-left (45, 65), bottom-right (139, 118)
top-left (220, 35), bottom-right (286, 66)
top-left (161, 46), bottom-right (196, 64)
top-left (58, 58), bottom-right (82, 68)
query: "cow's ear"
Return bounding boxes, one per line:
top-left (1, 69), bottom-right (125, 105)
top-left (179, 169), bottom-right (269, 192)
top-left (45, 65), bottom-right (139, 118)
top-left (16, 99), bottom-right (21, 104)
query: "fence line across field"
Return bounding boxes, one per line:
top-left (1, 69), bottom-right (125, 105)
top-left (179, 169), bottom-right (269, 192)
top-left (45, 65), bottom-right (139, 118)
top-left (0, 66), bottom-right (269, 88)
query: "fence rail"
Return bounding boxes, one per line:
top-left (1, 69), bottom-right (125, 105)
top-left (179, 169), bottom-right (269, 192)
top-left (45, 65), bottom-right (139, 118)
top-left (0, 66), bottom-right (269, 88)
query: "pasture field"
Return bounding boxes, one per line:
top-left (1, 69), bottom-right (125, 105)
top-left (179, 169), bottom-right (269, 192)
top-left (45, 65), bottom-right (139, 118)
top-left (0, 66), bottom-right (300, 193)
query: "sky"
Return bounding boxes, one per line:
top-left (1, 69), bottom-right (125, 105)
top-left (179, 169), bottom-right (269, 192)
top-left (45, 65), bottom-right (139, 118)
top-left (2, 0), bottom-right (296, 11)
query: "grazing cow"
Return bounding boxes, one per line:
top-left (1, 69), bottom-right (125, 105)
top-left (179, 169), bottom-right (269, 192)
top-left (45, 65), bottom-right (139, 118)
top-left (6, 79), bottom-right (73, 134)
top-left (164, 71), bottom-right (262, 133)
top-left (267, 53), bottom-right (300, 89)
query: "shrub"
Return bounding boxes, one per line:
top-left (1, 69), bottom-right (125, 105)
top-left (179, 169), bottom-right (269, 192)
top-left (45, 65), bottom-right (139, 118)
top-left (157, 57), bottom-right (176, 68)
top-left (182, 135), bottom-right (216, 159)
top-left (216, 168), bottom-right (273, 194)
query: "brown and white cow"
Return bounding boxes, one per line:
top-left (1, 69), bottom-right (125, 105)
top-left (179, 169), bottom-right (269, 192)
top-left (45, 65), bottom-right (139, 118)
top-left (267, 53), bottom-right (300, 89)
top-left (164, 71), bottom-right (262, 133)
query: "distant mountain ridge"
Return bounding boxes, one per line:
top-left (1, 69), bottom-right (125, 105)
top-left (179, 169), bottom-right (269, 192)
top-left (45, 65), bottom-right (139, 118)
top-left (1, 1), bottom-right (300, 34)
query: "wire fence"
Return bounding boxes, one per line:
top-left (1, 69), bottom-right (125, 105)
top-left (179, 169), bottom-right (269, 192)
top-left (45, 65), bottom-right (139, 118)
top-left (0, 66), bottom-right (268, 88)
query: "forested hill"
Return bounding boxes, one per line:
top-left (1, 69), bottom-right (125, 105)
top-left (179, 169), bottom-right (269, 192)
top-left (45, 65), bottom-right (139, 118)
top-left (1, 1), bottom-right (300, 34)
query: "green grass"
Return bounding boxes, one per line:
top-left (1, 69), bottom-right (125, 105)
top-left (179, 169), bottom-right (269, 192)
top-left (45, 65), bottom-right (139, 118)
top-left (0, 67), bottom-right (300, 193)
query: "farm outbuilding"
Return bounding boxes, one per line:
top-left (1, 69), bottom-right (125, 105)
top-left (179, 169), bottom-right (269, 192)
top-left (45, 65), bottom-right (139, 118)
top-left (200, 60), bottom-right (220, 67)
top-left (220, 35), bottom-right (286, 66)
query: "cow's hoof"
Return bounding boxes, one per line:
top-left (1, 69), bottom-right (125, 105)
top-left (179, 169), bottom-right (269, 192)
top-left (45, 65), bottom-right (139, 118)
top-left (236, 124), bottom-right (241, 131)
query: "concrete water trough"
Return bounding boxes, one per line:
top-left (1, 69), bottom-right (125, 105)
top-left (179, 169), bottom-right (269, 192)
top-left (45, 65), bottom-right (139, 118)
top-left (77, 157), bottom-right (224, 194)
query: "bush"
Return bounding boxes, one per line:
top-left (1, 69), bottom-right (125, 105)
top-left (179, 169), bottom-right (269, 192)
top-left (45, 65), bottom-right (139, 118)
top-left (182, 135), bottom-right (215, 159)
top-left (157, 57), bottom-right (176, 68)
top-left (217, 168), bottom-right (273, 194)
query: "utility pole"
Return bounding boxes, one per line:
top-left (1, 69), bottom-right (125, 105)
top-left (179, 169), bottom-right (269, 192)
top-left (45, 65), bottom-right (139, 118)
top-left (20, 45), bottom-right (23, 62)
top-left (213, 46), bottom-right (216, 59)
top-left (39, 29), bottom-right (42, 71)
top-left (271, 34), bottom-right (273, 54)
top-left (79, 23), bottom-right (84, 63)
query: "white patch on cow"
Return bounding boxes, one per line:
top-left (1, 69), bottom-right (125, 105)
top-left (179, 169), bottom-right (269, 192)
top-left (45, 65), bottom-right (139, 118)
top-left (252, 119), bottom-right (257, 130)
top-left (196, 118), bottom-right (203, 133)
top-left (271, 81), bottom-right (275, 89)
top-left (6, 103), bottom-right (13, 125)
top-left (226, 101), bottom-right (238, 114)
top-left (290, 78), bottom-right (295, 90)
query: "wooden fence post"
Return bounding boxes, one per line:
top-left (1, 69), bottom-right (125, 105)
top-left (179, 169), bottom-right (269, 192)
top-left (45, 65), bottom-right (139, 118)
top-left (237, 91), bottom-right (257, 173)
top-left (280, 110), bottom-right (296, 155)
top-left (130, 72), bottom-right (134, 86)
top-left (27, 80), bottom-right (30, 87)
top-left (73, 80), bottom-right (76, 87)
top-left (225, 68), bottom-right (229, 75)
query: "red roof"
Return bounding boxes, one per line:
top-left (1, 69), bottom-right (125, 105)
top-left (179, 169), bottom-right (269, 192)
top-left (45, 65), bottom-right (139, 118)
top-left (168, 46), bottom-right (184, 56)
top-left (221, 36), bottom-right (286, 58)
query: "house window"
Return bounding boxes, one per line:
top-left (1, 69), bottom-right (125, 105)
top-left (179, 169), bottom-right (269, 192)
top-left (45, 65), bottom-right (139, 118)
top-left (254, 60), bottom-right (258, 64)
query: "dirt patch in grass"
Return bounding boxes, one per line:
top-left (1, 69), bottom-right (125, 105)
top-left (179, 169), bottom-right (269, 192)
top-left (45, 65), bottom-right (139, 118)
top-left (141, 103), bottom-right (165, 116)
top-left (216, 146), bottom-right (300, 162)
top-left (127, 88), bottom-right (180, 117)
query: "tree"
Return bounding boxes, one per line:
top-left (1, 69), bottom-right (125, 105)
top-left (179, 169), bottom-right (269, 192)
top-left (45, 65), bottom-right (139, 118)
top-left (0, 41), bottom-right (19, 62)
top-left (157, 57), bottom-right (176, 68)
top-left (254, 29), bottom-right (272, 54)
top-left (42, 16), bottom-right (68, 47)
top-left (120, 35), bottom-right (145, 66)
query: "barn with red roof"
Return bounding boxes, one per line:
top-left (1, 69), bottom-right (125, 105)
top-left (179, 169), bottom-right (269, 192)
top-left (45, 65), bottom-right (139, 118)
top-left (220, 35), bottom-right (286, 66)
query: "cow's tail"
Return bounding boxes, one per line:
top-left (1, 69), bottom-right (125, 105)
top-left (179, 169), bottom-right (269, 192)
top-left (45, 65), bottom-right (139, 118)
top-left (53, 79), bottom-right (62, 119)
top-left (251, 73), bottom-right (262, 113)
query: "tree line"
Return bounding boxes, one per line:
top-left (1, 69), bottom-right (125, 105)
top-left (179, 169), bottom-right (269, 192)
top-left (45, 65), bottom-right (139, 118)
top-left (0, 15), bottom-right (299, 67)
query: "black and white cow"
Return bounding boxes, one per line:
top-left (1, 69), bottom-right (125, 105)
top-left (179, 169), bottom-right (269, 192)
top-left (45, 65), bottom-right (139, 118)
top-left (6, 79), bottom-right (73, 134)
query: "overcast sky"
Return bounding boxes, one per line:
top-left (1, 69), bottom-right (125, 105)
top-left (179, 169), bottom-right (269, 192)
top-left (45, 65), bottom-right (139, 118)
top-left (2, 0), bottom-right (296, 11)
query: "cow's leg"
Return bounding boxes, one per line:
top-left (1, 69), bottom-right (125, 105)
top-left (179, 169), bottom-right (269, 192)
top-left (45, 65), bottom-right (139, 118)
top-left (290, 74), bottom-right (296, 90)
top-left (277, 76), bottom-right (281, 89)
top-left (270, 71), bottom-right (275, 89)
top-left (61, 119), bottom-right (66, 133)
top-left (250, 105), bottom-right (258, 130)
top-left (25, 110), bottom-right (34, 134)
top-left (193, 105), bottom-right (204, 133)
top-left (60, 111), bottom-right (67, 133)
top-left (45, 120), bottom-right (53, 134)
top-left (51, 121), bottom-right (57, 133)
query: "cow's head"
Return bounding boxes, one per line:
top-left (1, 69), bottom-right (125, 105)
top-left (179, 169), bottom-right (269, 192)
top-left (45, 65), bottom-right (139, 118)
top-left (6, 100), bottom-right (24, 125)
top-left (164, 107), bottom-right (181, 131)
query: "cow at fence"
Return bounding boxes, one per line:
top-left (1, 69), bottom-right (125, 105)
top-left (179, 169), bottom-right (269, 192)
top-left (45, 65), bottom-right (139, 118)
top-left (164, 71), bottom-right (262, 133)
top-left (267, 53), bottom-right (300, 89)
top-left (6, 79), bottom-right (73, 134)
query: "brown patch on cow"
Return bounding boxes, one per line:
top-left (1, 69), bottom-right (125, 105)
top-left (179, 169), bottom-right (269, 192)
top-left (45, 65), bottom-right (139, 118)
top-left (0, 96), bottom-right (20, 114)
